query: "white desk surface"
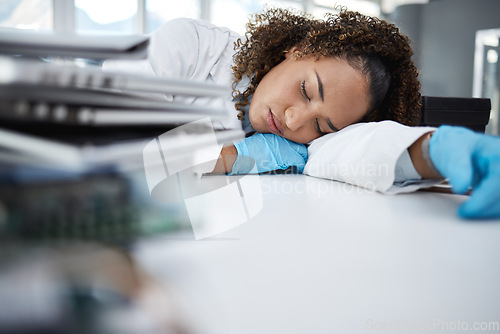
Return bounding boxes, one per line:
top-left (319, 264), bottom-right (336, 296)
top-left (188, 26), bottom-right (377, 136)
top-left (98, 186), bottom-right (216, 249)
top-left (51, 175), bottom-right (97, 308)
top-left (133, 174), bottom-right (500, 334)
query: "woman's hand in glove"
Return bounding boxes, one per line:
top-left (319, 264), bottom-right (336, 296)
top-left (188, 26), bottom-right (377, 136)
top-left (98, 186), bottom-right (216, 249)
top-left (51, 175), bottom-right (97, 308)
top-left (229, 133), bottom-right (308, 175)
top-left (429, 125), bottom-right (500, 219)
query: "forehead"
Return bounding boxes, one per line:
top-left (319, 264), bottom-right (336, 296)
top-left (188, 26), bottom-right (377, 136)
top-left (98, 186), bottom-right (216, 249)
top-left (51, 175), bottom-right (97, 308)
top-left (312, 57), bottom-right (370, 126)
top-left (311, 56), bottom-right (367, 89)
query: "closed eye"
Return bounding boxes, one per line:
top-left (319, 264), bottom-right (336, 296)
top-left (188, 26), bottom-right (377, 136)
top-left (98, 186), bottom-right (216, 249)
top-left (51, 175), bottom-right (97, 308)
top-left (315, 119), bottom-right (327, 136)
top-left (301, 80), bottom-right (310, 101)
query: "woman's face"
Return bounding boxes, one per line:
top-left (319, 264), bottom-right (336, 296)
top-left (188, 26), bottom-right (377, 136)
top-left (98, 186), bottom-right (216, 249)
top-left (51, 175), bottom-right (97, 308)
top-left (249, 50), bottom-right (371, 143)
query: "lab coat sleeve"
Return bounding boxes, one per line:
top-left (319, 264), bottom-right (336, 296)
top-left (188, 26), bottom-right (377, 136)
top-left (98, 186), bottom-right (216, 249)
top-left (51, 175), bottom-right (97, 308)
top-left (104, 18), bottom-right (239, 83)
top-left (303, 121), bottom-right (443, 194)
top-left (146, 18), bottom-right (239, 85)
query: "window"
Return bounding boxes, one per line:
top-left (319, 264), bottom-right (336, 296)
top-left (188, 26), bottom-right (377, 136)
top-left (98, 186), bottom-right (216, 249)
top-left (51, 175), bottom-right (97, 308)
top-left (211, 0), bottom-right (267, 35)
top-left (75, 0), bottom-right (137, 34)
top-left (0, 0), bottom-right (381, 34)
top-left (146, 0), bottom-right (200, 33)
top-left (314, 0), bottom-right (380, 17)
top-left (0, 0), bottom-right (53, 30)
top-left (474, 29), bottom-right (500, 135)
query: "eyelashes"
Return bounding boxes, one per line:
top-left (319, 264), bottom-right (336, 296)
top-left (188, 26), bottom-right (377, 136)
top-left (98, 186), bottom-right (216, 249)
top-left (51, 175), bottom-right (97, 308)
top-left (301, 80), bottom-right (327, 136)
top-left (302, 80), bottom-right (323, 136)
top-left (301, 80), bottom-right (310, 101)
top-left (315, 119), bottom-right (326, 136)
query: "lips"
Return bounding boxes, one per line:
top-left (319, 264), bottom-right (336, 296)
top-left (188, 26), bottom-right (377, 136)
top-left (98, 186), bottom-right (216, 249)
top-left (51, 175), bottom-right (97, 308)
top-left (267, 110), bottom-right (283, 134)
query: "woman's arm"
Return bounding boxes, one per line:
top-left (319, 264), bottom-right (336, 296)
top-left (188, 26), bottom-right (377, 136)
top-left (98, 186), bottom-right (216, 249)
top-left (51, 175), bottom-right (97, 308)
top-left (303, 121), bottom-right (442, 193)
top-left (219, 131), bottom-right (442, 179)
top-left (218, 124), bottom-right (500, 219)
top-left (426, 125), bottom-right (500, 218)
top-left (218, 131), bottom-right (443, 179)
top-left (211, 145), bottom-right (237, 174)
top-left (407, 132), bottom-right (441, 179)
top-left (210, 133), bottom-right (308, 174)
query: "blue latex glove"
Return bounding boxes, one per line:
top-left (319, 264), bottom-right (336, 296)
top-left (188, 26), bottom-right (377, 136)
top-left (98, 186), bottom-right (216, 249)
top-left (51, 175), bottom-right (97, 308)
top-left (429, 125), bottom-right (500, 219)
top-left (230, 133), bottom-right (308, 175)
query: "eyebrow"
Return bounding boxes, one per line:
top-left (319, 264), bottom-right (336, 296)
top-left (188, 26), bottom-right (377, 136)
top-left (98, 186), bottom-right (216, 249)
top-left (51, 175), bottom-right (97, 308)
top-left (315, 71), bottom-right (324, 102)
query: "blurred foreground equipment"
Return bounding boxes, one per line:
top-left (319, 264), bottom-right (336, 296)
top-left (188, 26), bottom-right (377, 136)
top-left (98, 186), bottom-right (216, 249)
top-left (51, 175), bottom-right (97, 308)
top-left (0, 243), bottom-right (191, 334)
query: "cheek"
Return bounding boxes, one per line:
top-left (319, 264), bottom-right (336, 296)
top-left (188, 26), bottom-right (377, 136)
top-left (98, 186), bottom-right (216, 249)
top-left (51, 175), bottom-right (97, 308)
top-left (248, 105), bottom-right (260, 129)
top-left (248, 81), bottom-right (277, 126)
top-left (259, 67), bottom-right (295, 100)
top-left (283, 129), bottom-right (319, 144)
top-left (248, 100), bottom-right (268, 134)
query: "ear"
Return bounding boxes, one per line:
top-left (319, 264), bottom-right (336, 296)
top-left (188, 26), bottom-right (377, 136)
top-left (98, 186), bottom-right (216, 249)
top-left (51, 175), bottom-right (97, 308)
top-left (285, 46), bottom-right (300, 59)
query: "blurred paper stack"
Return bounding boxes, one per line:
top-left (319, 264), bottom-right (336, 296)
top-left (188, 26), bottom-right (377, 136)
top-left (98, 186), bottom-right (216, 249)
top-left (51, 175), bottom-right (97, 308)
top-left (0, 28), bottom-right (243, 242)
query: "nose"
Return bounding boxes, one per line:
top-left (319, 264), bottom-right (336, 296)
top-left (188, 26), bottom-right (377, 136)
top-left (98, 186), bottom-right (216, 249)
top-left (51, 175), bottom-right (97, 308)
top-left (284, 105), bottom-right (310, 132)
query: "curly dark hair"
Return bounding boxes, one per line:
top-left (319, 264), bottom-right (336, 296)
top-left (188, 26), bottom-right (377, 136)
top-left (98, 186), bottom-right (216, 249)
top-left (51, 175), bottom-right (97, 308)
top-left (232, 7), bottom-right (422, 127)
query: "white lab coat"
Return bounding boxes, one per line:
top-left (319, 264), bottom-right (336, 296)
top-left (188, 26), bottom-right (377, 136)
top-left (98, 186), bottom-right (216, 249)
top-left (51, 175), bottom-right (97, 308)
top-left (304, 121), bottom-right (441, 194)
top-left (103, 18), bottom-right (242, 131)
top-left (103, 18), bottom-right (442, 194)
